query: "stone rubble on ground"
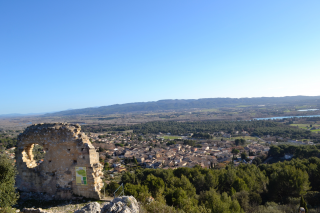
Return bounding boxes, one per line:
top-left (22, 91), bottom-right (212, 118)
top-left (101, 201), bottom-right (131, 213)
top-left (74, 202), bottom-right (101, 213)
top-left (74, 196), bottom-right (139, 213)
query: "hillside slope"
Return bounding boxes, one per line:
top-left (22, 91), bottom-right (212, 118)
top-left (46, 96), bottom-right (320, 116)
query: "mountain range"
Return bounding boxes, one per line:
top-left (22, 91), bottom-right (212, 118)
top-left (44, 96), bottom-right (320, 116)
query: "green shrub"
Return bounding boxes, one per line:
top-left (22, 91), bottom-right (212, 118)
top-left (0, 154), bottom-right (19, 208)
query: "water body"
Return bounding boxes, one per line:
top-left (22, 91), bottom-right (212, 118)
top-left (17, 122), bottom-right (32, 126)
top-left (254, 115), bottom-right (320, 120)
top-left (297, 109), bottom-right (319, 112)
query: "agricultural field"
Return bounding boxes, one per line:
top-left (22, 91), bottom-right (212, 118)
top-left (290, 123), bottom-right (320, 130)
top-left (160, 135), bottom-right (182, 140)
top-left (200, 108), bottom-right (219, 112)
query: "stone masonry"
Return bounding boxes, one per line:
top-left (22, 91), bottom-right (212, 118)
top-left (16, 123), bottom-right (104, 199)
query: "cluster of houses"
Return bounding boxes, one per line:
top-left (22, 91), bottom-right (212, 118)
top-left (245, 143), bottom-right (270, 155)
top-left (89, 132), bottom-right (271, 173)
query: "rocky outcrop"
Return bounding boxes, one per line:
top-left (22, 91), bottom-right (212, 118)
top-left (74, 196), bottom-right (139, 213)
top-left (74, 202), bottom-right (101, 213)
top-left (101, 196), bottom-right (139, 213)
top-left (16, 123), bottom-right (104, 200)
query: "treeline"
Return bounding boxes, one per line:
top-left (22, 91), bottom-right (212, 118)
top-left (252, 126), bottom-right (314, 139)
top-left (104, 120), bottom-right (320, 141)
top-left (81, 124), bottom-right (116, 133)
top-left (192, 133), bottom-right (213, 139)
top-left (109, 120), bottom-right (279, 135)
top-left (113, 158), bottom-right (320, 212)
top-left (235, 139), bottom-right (246, 146)
top-left (166, 139), bottom-right (202, 148)
top-left (183, 140), bottom-right (199, 147)
top-left (268, 144), bottom-right (320, 159)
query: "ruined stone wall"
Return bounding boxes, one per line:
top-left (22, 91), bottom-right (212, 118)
top-left (16, 123), bottom-right (104, 199)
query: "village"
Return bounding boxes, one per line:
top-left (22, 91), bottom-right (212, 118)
top-left (88, 130), bottom-right (272, 176)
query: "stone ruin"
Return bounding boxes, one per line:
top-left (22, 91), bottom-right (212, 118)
top-left (16, 123), bottom-right (104, 199)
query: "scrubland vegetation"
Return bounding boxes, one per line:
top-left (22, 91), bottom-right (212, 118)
top-left (106, 157), bottom-right (320, 212)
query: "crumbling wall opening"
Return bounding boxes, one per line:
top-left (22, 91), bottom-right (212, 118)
top-left (21, 144), bottom-right (36, 168)
top-left (22, 143), bottom-right (47, 168)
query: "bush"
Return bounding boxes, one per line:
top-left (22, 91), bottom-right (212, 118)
top-left (0, 154), bottom-right (19, 208)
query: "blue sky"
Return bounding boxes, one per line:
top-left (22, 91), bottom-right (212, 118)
top-left (1, 0), bottom-right (320, 114)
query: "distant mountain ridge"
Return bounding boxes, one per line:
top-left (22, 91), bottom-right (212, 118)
top-left (0, 113), bottom-right (45, 118)
top-left (45, 96), bottom-right (320, 116)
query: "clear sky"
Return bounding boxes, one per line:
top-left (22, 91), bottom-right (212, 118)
top-left (1, 0), bottom-right (320, 114)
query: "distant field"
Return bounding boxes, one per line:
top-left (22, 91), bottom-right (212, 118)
top-left (290, 124), bottom-right (320, 130)
top-left (236, 105), bottom-right (251, 108)
top-left (212, 136), bottom-right (258, 141)
top-left (144, 113), bottom-right (160, 116)
top-left (102, 130), bottom-right (133, 134)
top-left (289, 123), bottom-right (320, 133)
top-left (295, 105), bottom-right (309, 109)
top-left (201, 108), bottom-right (219, 112)
top-left (161, 135), bottom-right (182, 140)
top-left (290, 124), bottom-right (311, 127)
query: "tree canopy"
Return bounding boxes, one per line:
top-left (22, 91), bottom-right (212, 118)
top-left (115, 157), bottom-right (320, 212)
top-left (0, 154), bottom-right (19, 208)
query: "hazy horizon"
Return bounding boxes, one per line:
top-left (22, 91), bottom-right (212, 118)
top-left (1, 95), bottom-right (320, 115)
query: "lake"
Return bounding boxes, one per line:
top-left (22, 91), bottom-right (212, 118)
top-left (297, 109), bottom-right (319, 112)
top-left (254, 114), bottom-right (320, 120)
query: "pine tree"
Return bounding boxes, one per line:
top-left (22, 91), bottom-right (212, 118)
top-left (133, 156), bottom-right (138, 165)
top-left (0, 154), bottom-right (19, 208)
top-left (300, 196), bottom-right (308, 213)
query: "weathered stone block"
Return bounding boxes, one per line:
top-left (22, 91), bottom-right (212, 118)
top-left (16, 123), bottom-right (103, 200)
